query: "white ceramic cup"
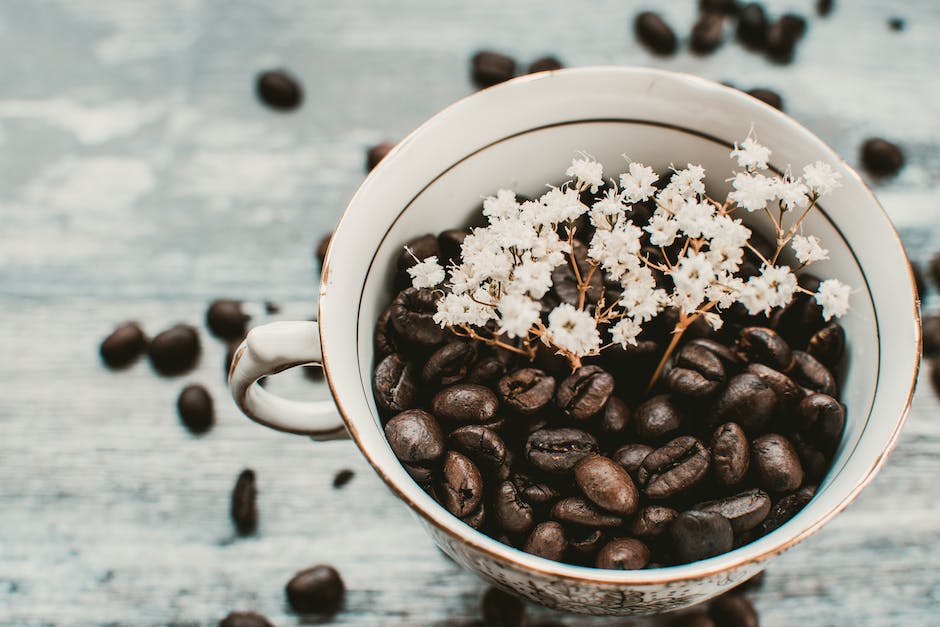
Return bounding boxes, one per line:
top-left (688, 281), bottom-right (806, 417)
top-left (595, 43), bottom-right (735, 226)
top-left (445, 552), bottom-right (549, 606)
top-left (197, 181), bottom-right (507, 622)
top-left (229, 67), bottom-right (920, 615)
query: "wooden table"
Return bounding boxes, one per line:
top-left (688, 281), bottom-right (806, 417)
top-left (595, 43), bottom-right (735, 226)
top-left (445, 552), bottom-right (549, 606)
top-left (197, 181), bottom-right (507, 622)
top-left (1, 1), bottom-right (937, 625)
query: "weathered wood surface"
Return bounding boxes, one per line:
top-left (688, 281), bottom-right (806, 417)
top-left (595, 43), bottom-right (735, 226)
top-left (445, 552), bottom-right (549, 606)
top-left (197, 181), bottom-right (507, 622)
top-left (1, 1), bottom-right (938, 625)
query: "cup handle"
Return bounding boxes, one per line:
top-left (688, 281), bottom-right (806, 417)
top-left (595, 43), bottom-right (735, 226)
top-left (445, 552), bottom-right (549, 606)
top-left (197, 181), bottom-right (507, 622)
top-left (228, 320), bottom-right (348, 440)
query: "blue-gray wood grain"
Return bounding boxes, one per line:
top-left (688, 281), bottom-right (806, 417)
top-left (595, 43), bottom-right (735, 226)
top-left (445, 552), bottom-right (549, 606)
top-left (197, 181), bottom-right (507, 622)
top-left (1, 1), bottom-right (938, 625)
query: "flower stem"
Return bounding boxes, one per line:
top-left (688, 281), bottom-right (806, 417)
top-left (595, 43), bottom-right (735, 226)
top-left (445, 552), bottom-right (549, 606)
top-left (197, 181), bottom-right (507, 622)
top-left (646, 317), bottom-right (692, 394)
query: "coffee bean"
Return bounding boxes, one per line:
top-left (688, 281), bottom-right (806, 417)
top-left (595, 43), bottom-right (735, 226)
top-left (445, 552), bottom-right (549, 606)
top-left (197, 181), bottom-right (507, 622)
top-left (568, 527), bottom-right (606, 555)
top-left (526, 428), bottom-right (598, 474)
top-left (256, 70), bottom-right (302, 111)
top-left (747, 87), bottom-right (784, 111)
top-left (746, 363), bottom-right (802, 409)
top-left (751, 433), bottom-right (803, 492)
top-left (797, 393), bottom-right (845, 453)
top-left (638, 436), bottom-right (711, 500)
top-left (695, 489), bottom-right (771, 533)
top-left (688, 338), bottom-right (742, 369)
top-left (634, 395), bottom-right (684, 441)
top-left (231, 469), bottom-right (258, 535)
top-left (384, 410), bottom-right (445, 465)
top-left (372, 353), bottom-right (418, 415)
top-left (389, 288), bottom-right (445, 347)
top-left (402, 461), bottom-right (435, 486)
top-left (766, 14), bottom-right (807, 64)
top-left (448, 425), bottom-right (507, 475)
top-left (498, 368), bottom-right (556, 415)
top-left (708, 593), bottom-right (758, 627)
top-left (668, 613), bottom-right (716, 627)
top-left (431, 384), bottom-right (499, 424)
top-left (551, 496), bottom-right (624, 528)
top-left (789, 350), bottom-right (837, 397)
top-left (816, 0), bottom-right (834, 17)
top-left (670, 510), bottom-right (734, 563)
top-left (263, 301), bottom-right (280, 314)
top-left (461, 501), bottom-right (487, 530)
top-left (524, 521), bottom-right (567, 560)
top-left (556, 365), bottom-right (615, 419)
top-left (528, 56), bottom-right (564, 74)
top-left (861, 137), bottom-right (905, 177)
top-left (440, 451), bottom-right (483, 518)
top-left (285, 564), bottom-right (344, 614)
top-left (600, 396), bottom-right (631, 434)
top-left (612, 443), bottom-right (654, 477)
top-left (148, 324), bottom-right (200, 375)
top-left (470, 51), bottom-right (516, 88)
top-left (736, 3), bottom-right (769, 49)
top-left (574, 455), bottom-right (639, 516)
top-left (315, 232), bottom-right (332, 269)
top-left (700, 0), bottom-right (740, 14)
top-left (710, 373), bottom-right (777, 432)
top-left (634, 11), bottom-right (678, 55)
top-left (374, 308), bottom-right (400, 358)
top-left (711, 422), bottom-right (750, 487)
top-left (423, 341), bottom-right (476, 385)
top-left (691, 13), bottom-right (725, 55)
top-left (737, 327), bottom-right (792, 371)
top-left (481, 586), bottom-right (526, 627)
top-left (100, 322), bottom-right (147, 369)
top-left (924, 315), bottom-right (940, 356)
top-left (219, 611), bottom-right (274, 627)
top-left (596, 538), bottom-right (650, 570)
top-left (512, 473), bottom-right (562, 505)
top-left (770, 275), bottom-right (825, 347)
top-left (630, 505), bottom-right (679, 538)
top-left (206, 299), bottom-right (249, 340)
top-left (762, 485), bottom-right (815, 532)
top-left (465, 356), bottom-right (508, 385)
top-left (398, 234), bottom-right (441, 273)
top-left (888, 17), bottom-right (905, 32)
top-left (332, 469), bottom-right (355, 489)
top-left (667, 343), bottom-right (726, 397)
top-left (367, 142), bottom-right (395, 172)
top-left (437, 228), bottom-right (469, 267)
top-left (177, 384), bottom-right (214, 435)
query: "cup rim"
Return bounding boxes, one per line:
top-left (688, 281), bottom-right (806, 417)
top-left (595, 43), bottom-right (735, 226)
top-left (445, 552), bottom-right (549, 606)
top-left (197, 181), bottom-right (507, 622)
top-left (319, 66), bottom-right (921, 585)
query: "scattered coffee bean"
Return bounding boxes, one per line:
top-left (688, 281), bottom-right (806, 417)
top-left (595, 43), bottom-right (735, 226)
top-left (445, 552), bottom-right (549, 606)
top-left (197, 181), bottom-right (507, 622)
top-left (316, 232), bottom-right (332, 269)
top-left (710, 373), bottom-right (777, 432)
top-left (630, 505), bottom-right (679, 537)
top-left (373, 353), bottom-right (418, 415)
top-left (556, 365), bottom-right (615, 419)
top-left (206, 299), bottom-right (249, 340)
top-left (524, 521), bottom-right (567, 561)
top-left (526, 428), bottom-right (598, 474)
top-left (671, 510), bottom-right (734, 563)
top-left (466, 356), bottom-right (508, 386)
top-left (148, 324), bottom-right (200, 375)
top-left (432, 384), bottom-right (499, 424)
top-left (806, 321), bottom-right (845, 368)
top-left (256, 70), bottom-right (303, 111)
top-left (736, 3), bottom-right (769, 49)
top-left (177, 384), bottom-right (214, 434)
top-left (746, 363), bottom-right (802, 410)
top-left (638, 436), bottom-right (711, 500)
top-left (751, 433), bottom-right (803, 492)
top-left (219, 611), bottom-right (275, 627)
top-left (667, 343), bottom-right (726, 397)
top-left (264, 301), bottom-right (280, 314)
top-left (100, 321), bottom-right (147, 369)
top-left (762, 485), bottom-right (816, 532)
top-left (600, 396), bottom-right (631, 434)
top-left (700, 0), bottom-right (739, 14)
top-left (747, 87), bottom-right (783, 111)
top-left (390, 288), bottom-right (446, 347)
top-left (691, 13), bottom-right (726, 55)
top-left (499, 368), bottom-right (556, 415)
top-left (470, 51), bottom-right (516, 88)
top-left (574, 454), bottom-right (639, 516)
top-left (367, 142), bottom-right (395, 172)
top-left (423, 342), bottom-right (476, 386)
top-left (790, 350), bottom-right (837, 397)
top-left (332, 469), bottom-right (355, 489)
top-left (493, 480), bottom-right (534, 535)
top-left (766, 13), bottom-right (807, 64)
top-left (711, 422), bottom-right (750, 487)
top-left (923, 315), bottom-right (940, 356)
top-left (737, 327), bottom-right (792, 371)
top-left (612, 443), bottom-right (654, 477)
top-left (441, 451), bottom-right (484, 518)
top-left (595, 538), bottom-right (650, 570)
top-left (285, 564), bottom-right (344, 614)
top-left (888, 17), bottom-right (905, 32)
top-left (384, 410), bottom-right (445, 465)
top-left (861, 138), bottom-right (905, 177)
top-left (635, 11), bottom-right (678, 55)
top-left (231, 469), bottom-right (258, 535)
top-left (481, 586), bottom-right (526, 627)
top-left (634, 395), bottom-right (684, 441)
top-left (708, 593), bottom-right (759, 627)
top-left (514, 473), bottom-right (562, 505)
top-left (816, 0), bottom-right (834, 17)
top-left (448, 425), bottom-right (507, 475)
top-left (528, 56), bottom-right (564, 74)
top-left (437, 229), bottom-right (470, 267)
top-left (797, 393), bottom-right (845, 453)
top-left (551, 496), bottom-right (624, 528)
top-left (695, 489), bottom-right (771, 533)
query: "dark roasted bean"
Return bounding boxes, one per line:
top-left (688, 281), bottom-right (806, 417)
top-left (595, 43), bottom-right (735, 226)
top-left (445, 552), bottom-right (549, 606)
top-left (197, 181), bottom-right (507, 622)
top-left (762, 485), bottom-right (816, 532)
top-left (595, 538), bottom-right (650, 570)
top-left (924, 317), bottom-right (940, 357)
top-left (688, 338), bottom-right (742, 369)
top-left (568, 527), bottom-right (606, 555)
top-left (524, 521), bottom-right (567, 560)
top-left (437, 228), bottom-right (469, 267)
top-left (711, 422), bottom-right (750, 487)
top-left (493, 480), bottom-right (534, 535)
top-left (256, 70), bottom-right (303, 110)
top-left (528, 56), bottom-right (564, 74)
top-left (285, 565), bottom-right (344, 614)
top-left (231, 469), bottom-right (258, 535)
top-left (177, 384), bottom-right (214, 435)
top-left (736, 2), bottom-right (769, 49)
top-left (817, 0), bottom-right (834, 17)
top-left (634, 395), bottom-right (684, 441)
top-left (481, 586), bottom-right (526, 627)
top-left (389, 288), bottom-right (445, 347)
top-left (460, 501), bottom-right (486, 530)
top-left (526, 428), bottom-right (598, 474)
top-left (440, 452), bottom-right (483, 518)
top-left (384, 410), bottom-right (445, 465)
top-left (695, 489), bottom-right (771, 533)
top-left (710, 373), bottom-right (777, 432)
top-left (556, 365), bottom-right (615, 419)
top-left (635, 11), bottom-right (678, 55)
top-left (466, 356), bottom-right (507, 385)
top-left (206, 299), bottom-right (249, 340)
top-left (470, 51), bottom-right (516, 88)
top-left (746, 362), bottom-right (803, 411)
top-left (671, 510), bottom-right (734, 563)
top-left (431, 384), bottom-right (499, 424)
top-left (766, 13), bottom-right (807, 64)
top-left (667, 344), bottom-right (726, 397)
top-left (888, 17), bottom-right (905, 31)
top-left (861, 137), bottom-right (905, 177)
top-left (574, 455), bottom-right (639, 516)
top-left (397, 233), bottom-right (441, 273)
top-left (423, 341), bottom-right (476, 385)
top-left (402, 461), bottom-right (435, 485)
top-left (748, 87), bottom-right (784, 111)
top-left (752, 433), bottom-right (803, 492)
top-left (366, 142), bottom-right (395, 171)
top-left (806, 322), bottom-right (845, 367)
top-left (738, 327), bottom-right (792, 371)
top-left (448, 425), bottom-right (507, 474)
top-left (600, 396), bottom-right (631, 434)
top-left (630, 505), bottom-right (679, 538)
top-left (790, 350), bottom-right (837, 397)
top-left (100, 321), bottom-right (147, 368)
top-left (690, 12), bottom-right (725, 54)
top-left (638, 436), bottom-right (711, 499)
top-left (372, 353), bottom-right (418, 415)
top-left (513, 474), bottom-right (562, 505)
top-left (148, 324), bottom-right (200, 375)
top-left (708, 593), bottom-right (759, 627)
top-left (612, 443), bottom-right (654, 478)
top-left (700, 0), bottom-right (740, 13)
top-left (498, 368), bottom-right (556, 414)
top-left (797, 393), bottom-right (845, 453)
top-left (220, 611), bottom-right (275, 627)
top-left (552, 497), bottom-right (624, 528)
top-left (332, 469), bottom-right (354, 489)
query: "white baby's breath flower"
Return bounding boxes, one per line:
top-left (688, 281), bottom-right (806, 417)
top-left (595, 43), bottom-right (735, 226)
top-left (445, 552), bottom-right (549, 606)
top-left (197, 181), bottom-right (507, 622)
top-left (566, 153), bottom-right (604, 192)
top-left (589, 222), bottom-right (643, 280)
top-left (730, 134), bottom-right (771, 171)
top-left (674, 198), bottom-right (715, 239)
top-left (407, 256), bottom-right (445, 289)
top-left (433, 293), bottom-right (495, 328)
top-left (791, 234), bottom-right (829, 264)
top-left (544, 303), bottom-right (601, 357)
top-left (540, 187), bottom-right (587, 224)
top-left (610, 317), bottom-right (642, 348)
top-left (589, 188), bottom-right (626, 230)
top-left (482, 189), bottom-right (519, 222)
top-left (815, 279), bottom-right (851, 320)
top-left (669, 164), bottom-right (707, 198)
top-left (506, 257), bottom-right (555, 299)
top-left (644, 209), bottom-right (681, 247)
top-left (758, 264), bottom-right (798, 309)
top-left (496, 293), bottom-right (541, 339)
top-left (738, 275), bottom-right (774, 315)
top-left (707, 275), bottom-right (745, 309)
top-left (620, 162), bottom-right (659, 203)
top-left (803, 161), bottom-right (842, 196)
top-left (671, 254), bottom-right (714, 312)
top-left (703, 312), bottom-right (724, 331)
top-left (729, 172), bottom-right (776, 212)
top-left (774, 176), bottom-right (810, 211)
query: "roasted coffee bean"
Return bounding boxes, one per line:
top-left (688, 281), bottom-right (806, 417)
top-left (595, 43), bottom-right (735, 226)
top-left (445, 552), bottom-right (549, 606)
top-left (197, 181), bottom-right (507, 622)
top-left (148, 324), bottom-right (200, 375)
top-left (481, 586), bottom-right (526, 627)
top-left (746, 363), bottom-right (802, 409)
top-left (612, 443), bottom-right (654, 477)
top-left (861, 137), bottom-right (905, 177)
top-left (551, 241), bottom-right (604, 306)
top-left (177, 384), bottom-right (214, 435)
top-left (700, 0), bottom-right (740, 13)
top-left (499, 368), bottom-right (556, 415)
top-left (440, 452), bottom-right (483, 518)
top-left (670, 510), bottom-right (734, 563)
top-left (667, 612), bottom-right (716, 627)
top-left (526, 428), bottom-right (598, 474)
top-left (770, 275), bottom-right (825, 347)
top-left (528, 56), bottom-right (564, 74)
top-left (762, 485), bottom-right (815, 532)
top-left (710, 373), bottom-right (777, 432)
top-left (766, 13), bottom-right (807, 63)
top-left (574, 455), bottom-right (639, 516)
top-left (402, 461), bottom-right (435, 485)
top-left (634, 395), bottom-right (684, 441)
top-left (817, 0), bottom-right (834, 17)
top-left (513, 474), bottom-right (562, 505)
top-left (256, 70), bottom-right (302, 110)
top-left (231, 469), bottom-right (258, 535)
top-left (397, 233), bottom-right (440, 272)
top-left (752, 433), bottom-right (803, 492)
top-left (638, 436), bottom-right (711, 499)
top-left (630, 505), bottom-right (679, 537)
top-left (206, 299), bottom-right (249, 340)
top-left (888, 17), bottom-right (905, 31)
top-left (634, 11), bottom-right (678, 55)
top-left (556, 365), bottom-right (615, 419)
top-left (793, 433), bottom-right (828, 483)
top-left (286, 564), bottom-right (344, 614)
top-left (924, 315), bottom-right (940, 356)
top-left (568, 527), bottom-right (606, 555)
top-left (437, 228), bottom-right (469, 267)
top-left (100, 321), bottom-right (147, 368)
top-left (384, 410), bottom-right (445, 464)
top-left (493, 480), bottom-right (533, 535)
top-left (524, 521), bottom-right (567, 560)
top-left (470, 50), bottom-right (516, 88)
top-left (690, 12), bottom-right (725, 54)
top-left (374, 308), bottom-right (399, 358)
top-left (551, 497), bottom-right (624, 528)
top-left (600, 396), bottom-right (631, 434)
top-left (432, 384), bottom-right (499, 424)
top-left (219, 611), bottom-right (275, 627)
top-left (366, 142), bottom-right (394, 171)
top-left (736, 2), bottom-right (769, 49)
top-left (708, 593), bottom-right (758, 627)
top-left (667, 343), bottom-right (726, 397)
top-left (389, 288), bottom-right (445, 346)
top-left (711, 422), bottom-right (750, 487)
top-left (748, 87), bottom-right (784, 111)
top-left (737, 327), bottom-right (792, 371)
top-left (688, 338), bottom-right (742, 369)
top-left (315, 232), bottom-right (332, 268)
top-left (461, 501), bottom-right (487, 530)
top-left (595, 538), bottom-right (650, 570)
top-left (797, 393), bottom-right (845, 452)
top-left (423, 341), bottom-right (476, 385)
top-left (372, 353), bottom-right (418, 415)
top-left (789, 350), bottom-right (837, 397)
top-left (464, 356), bottom-right (506, 385)
top-left (332, 469), bottom-right (354, 489)
top-left (695, 489), bottom-right (771, 533)
top-left (448, 425), bottom-right (507, 474)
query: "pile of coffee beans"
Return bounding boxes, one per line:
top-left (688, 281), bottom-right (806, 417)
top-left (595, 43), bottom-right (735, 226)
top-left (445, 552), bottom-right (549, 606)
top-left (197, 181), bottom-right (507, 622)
top-left (374, 216), bottom-right (846, 569)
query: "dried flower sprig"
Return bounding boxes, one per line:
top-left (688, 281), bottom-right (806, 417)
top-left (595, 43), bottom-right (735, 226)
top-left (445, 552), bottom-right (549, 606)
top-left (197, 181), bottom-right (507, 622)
top-left (406, 131), bottom-right (850, 387)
